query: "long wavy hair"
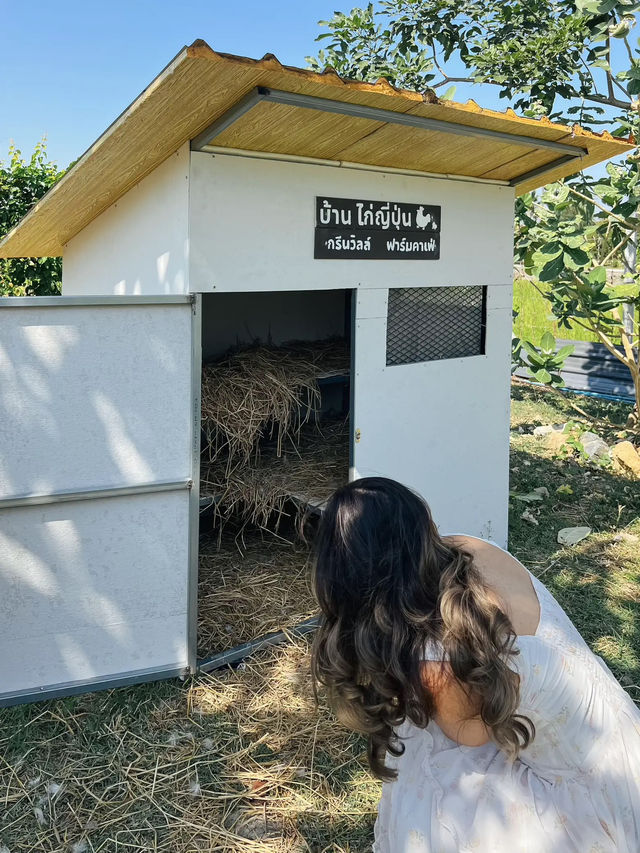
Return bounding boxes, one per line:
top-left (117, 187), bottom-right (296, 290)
top-left (311, 477), bottom-right (534, 781)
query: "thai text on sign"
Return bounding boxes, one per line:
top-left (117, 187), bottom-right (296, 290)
top-left (314, 196), bottom-right (441, 260)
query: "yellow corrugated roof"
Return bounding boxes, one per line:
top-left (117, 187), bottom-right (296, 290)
top-left (0, 40), bottom-right (634, 258)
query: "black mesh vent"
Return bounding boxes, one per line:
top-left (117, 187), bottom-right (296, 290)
top-left (386, 286), bottom-right (486, 366)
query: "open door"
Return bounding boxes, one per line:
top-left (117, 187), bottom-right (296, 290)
top-left (0, 295), bottom-right (200, 705)
top-left (351, 285), bottom-right (511, 545)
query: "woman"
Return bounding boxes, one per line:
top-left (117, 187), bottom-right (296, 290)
top-left (311, 477), bottom-right (640, 852)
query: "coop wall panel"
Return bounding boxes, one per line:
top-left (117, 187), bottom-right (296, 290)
top-left (0, 303), bottom-right (192, 498)
top-left (189, 152), bottom-right (515, 293)
top-left (62, 144), bottom-right (190, 296)
top-left (0, 492), bottom-right (189, 696)
top-left (352, 286), bottom-right (512, 546)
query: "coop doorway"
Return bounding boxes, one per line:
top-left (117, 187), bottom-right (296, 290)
top-left (196, 289), bottom-right (353, 669)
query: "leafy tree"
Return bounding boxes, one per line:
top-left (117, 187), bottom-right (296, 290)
top-left (517, 176), bottom-right (640, 424)
top-left (0, 141), bottom-right (63, 296)
top-left (308, 0), bottom-right (640, 426)
top-left (307, 1), bottom-right (640, 126)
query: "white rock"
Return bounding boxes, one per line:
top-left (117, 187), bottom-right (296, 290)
top-left (521, 509), bottom-right (539, 526)
top-left (533, 486), bottom-right (549, 498)
top-left (533, 424), bottom-right (565, 436)
top-left (557, 526), bottom-right (591, 546)
top-left (613, 531), bottom-right (639, 543)
top-left (580, 432), bottom-right (609, 460)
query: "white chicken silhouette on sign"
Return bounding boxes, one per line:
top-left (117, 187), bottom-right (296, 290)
top-left (415, 206), bottom-right (438, 230)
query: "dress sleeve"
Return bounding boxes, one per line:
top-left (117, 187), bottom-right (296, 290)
top-left (422, 638), bottom-right (448, 661)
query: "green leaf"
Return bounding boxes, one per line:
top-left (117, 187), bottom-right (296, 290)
top-left (539, 240), bottom-right (563, 257)
top-left (533, 368), bottom-right (552, 384)
top-left (541, 183), bottom-right (570, 204)
top-left (540, 330), bottom-right (555, 351)
top-left (556, 344), bottom-right (575, 360)
top-left (563, 245), bottom-right (590, 268)
top-left (593, 183), bottom-right (621, 201)
top-left (577, 0), bottom-right (617, 12)
top-left (539, 253), bottom-right (566, 282)
top-left (440, 85), bottom-right (457, 100)
top-left (556, 484), bottom-right (574, 496)
top-left (586, 267), bottom-right (607, 285)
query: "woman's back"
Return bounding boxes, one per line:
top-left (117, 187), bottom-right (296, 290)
top-left (375, 542), bottom-right (640, 852)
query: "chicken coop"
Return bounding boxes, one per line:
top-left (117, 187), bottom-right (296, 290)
top-left (0, 41), bottom-right (631, 706)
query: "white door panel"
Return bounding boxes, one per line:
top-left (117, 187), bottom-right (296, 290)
top-left (0, 297), bottom-right (197, 703)
top-left (0, 491), bottom-right (189, 695)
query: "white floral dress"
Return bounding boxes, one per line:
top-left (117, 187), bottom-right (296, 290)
top-left (373, 566), bottom-right (640, 852)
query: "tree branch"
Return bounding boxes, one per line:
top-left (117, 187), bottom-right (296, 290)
top-left (606, 39), bottom-right (614, 101)
top-left (567, 186), bottom-right (637, 231)
top-left (518, 268), bottom-right (633, 369)
top-left (572, 312), bottom-right (631, 367)
top-left (432, 76), bottom-right (476, 89)
top-left (601, 231), bottom-right (634, 267)
top-left (623, 34), bottom-right (635, 65)
top-left (610, 73), bottom-right (632, 103)
top-left (582, 90), bottom-right (632, 110)
top-left (429, 46), bottom-right (477, 89)
top-left (612, 306), bottom-right (639, 370)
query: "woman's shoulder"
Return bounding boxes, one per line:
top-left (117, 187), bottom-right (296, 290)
top-left (443, 533), bottom-right (507, 552)
top-left (442, 534), bottom-right (541, 639)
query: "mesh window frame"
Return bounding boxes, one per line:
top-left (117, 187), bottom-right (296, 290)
top-left (386, 286), bottom-right (487, 366)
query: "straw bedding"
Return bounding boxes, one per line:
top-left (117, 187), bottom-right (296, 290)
top-left (198, 528), bottom-right (317, 657)
top-left (201, 419), bottom-right (349, 528)
top-left (201, 340), bottom-right (350, 468)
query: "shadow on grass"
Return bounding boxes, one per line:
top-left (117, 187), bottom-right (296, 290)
top-left (510, 384), bottom-right (633, 433)
top-left (508, 442), bottom-right (640, 700)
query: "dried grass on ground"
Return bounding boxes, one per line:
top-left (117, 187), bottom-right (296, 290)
top-left (198, 529), bottom-right (316, 658)
top-left (0, 641), bottom-right (377, 852)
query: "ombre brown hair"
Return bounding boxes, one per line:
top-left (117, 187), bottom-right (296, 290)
top-left (311, 477), bottom-right (534, 781)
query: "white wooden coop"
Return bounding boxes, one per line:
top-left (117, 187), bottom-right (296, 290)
top-left (0, 41), bottom-right (631, 706)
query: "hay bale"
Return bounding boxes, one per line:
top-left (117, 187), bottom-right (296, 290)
top-left (198, 528), bottom-right (316, 658)
top-left (201, 340), bottom-right (350, 467)
top-left (201, 419), bottom-right (349, 528)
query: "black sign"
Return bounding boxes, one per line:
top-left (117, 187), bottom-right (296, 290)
top-left (314, 196), bottom-right (441, 260)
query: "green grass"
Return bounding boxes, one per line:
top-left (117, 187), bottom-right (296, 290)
top-left (0, 385), bottom-right (638, 852)
top-left (513, 276), bottom-right (638, 346)
top-left (509, 385), bottom-right (640, 696)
